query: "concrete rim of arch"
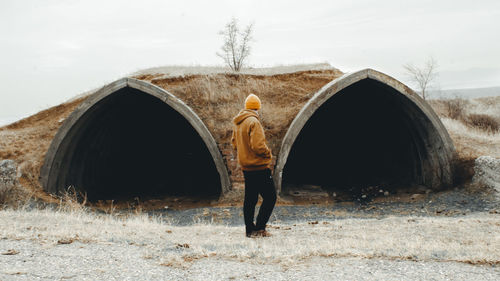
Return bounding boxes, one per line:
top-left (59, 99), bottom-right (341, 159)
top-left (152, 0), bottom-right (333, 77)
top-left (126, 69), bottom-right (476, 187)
top-left (40, 77), bottom-right (230, 197)
top-left (274, 68), bottom-right (456, 194)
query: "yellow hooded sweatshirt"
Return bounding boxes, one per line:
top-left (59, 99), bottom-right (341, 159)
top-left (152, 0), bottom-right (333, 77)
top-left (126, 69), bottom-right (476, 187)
top-left (231, 109), bottom-right (272, 171)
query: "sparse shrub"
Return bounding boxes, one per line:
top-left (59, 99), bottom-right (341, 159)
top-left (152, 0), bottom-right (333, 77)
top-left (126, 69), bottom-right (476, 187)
top-left (57, 186), bottom-right (87, 213)
top-left (443, 97), bottom-right (467, 120)
top-left (18, 160), bottom-right (42, 189)
top-left (464, 113), bottom-right (499, 133)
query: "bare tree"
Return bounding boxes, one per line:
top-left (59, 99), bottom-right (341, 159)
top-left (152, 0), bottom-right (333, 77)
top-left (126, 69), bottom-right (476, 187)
top-left (403, 57), bottom-right (438, 100)
top-left (216, 18), bottom-right (254, 72)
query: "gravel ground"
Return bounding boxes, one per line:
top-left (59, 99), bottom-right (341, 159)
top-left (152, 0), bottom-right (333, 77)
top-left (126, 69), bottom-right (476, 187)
top-left (152, 188), bottom-right (500, 226)
top-left (1, 240), bottom-right (498, 281)
top-left (1, 187), bottom-right (498, 281)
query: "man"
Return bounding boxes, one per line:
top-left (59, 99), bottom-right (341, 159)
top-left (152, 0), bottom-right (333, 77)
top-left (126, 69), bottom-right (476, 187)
top-left (231, 94), bottom-right (277, 238)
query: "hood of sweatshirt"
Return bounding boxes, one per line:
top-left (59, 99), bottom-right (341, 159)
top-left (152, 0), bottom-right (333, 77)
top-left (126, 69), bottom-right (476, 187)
top-left (233, 109), bottom-right (259, 125)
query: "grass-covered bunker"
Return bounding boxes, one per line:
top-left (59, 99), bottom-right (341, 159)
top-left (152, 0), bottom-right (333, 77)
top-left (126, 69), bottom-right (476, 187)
top-left (275, 69), bottom-right (455, 195)
top-left (40, 78), bottom-right (230, 201)
top-left (37, 66), bottom-right (455, 202)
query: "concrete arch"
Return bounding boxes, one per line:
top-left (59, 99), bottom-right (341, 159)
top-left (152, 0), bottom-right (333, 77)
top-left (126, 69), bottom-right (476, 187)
top-left (41, 78), bottom-right (230, 199)
top-left (275, 69), bottom-right (456, 194)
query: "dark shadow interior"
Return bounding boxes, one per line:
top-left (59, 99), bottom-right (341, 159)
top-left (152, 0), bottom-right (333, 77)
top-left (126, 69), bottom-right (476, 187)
top-left (283, 79), bottom-right (426, 195)
top-left (57, 88), bottom-right (221, 201)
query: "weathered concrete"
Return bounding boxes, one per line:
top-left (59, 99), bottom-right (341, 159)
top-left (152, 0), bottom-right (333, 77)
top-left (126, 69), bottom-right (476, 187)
top-left (40, 78), bottom-right (230, 199)
top-left (274, 69), bottom-right (456, 194)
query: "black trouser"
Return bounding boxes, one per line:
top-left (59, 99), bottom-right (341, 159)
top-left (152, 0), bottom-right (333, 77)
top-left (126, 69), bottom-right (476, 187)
top-left (243, 169), bottom-right (277, 234)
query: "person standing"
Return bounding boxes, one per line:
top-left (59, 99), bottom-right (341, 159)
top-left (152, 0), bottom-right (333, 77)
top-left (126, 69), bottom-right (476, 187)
top-left (231, 94), bottom-right (276, 237)
top-left (231, 94), bottom-right (277, 238)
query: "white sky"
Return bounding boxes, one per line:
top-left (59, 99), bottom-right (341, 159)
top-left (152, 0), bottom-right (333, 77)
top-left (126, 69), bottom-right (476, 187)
top-left (1, 0), bottom-right (500, 124)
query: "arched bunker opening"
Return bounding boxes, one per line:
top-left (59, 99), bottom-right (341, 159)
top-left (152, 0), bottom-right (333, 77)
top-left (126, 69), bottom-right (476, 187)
top-left (45, 87), bottom-right (221, 202)
top-left (282, 78), bottom-right (452, 200)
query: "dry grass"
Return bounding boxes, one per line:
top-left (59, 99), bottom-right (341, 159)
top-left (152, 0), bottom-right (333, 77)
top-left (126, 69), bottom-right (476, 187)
top-left (55, 186), bottom-right (89, 213)
top-left (134, 69), bottom-right (342, 153)
top-left (441, 118), bottom-right (500, 158)
top-left (429, 96), bottom-right (500, 183)
top-left (430, 97), bottom-right (499, 134)
top-left (0, 209), bottom-right (498, 266)
top-left (0, 63), bottom-right (497, 205)
top-left (0, 65), bottom-right (341, 204)
top-left (464, 114), bottom-right (499, 133)
top-left (432, 97), bottom-right (468, 119)
top-left (468, 96), bottom-right (500, 118)
top-left (430, 96), bottom-right (500, 120)
top-left (131, 63), bottom-right (336, 77)
top-left (0, 98), bottom-right (85, 200)
top-left (0, 184), bottom-right (31, 209)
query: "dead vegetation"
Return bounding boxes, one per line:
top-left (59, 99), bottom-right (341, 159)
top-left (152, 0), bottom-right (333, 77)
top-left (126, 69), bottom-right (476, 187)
top-left (0, 98), bottom-right (85, 201)
top-left (441, 97), bottom-right (468, 119)
top-left (0, 67), bottom-right (342, 205)
top-left (430, 96), bottom-right (500, 133)
top-left (431, 96), bottom-right (499, 133)
top-left (464, 114), bottom-right (499, 133)
top-left (0, 64), bottom-right (498, 206)
top-left (0, 185), bottom-right (33, 209)
top-left (0, 209), bottom-right (498, 266)
top-left (429, 96), bottom-right (500, 183)
top-left (133, 69), bottom-right (343, 153)
top-left (429, 96), bottom-right (500, 157)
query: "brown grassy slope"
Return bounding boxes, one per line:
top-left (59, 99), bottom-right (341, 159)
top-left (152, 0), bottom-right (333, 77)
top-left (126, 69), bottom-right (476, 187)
top-left (133, 69), bottom-right (343, 153)
top-left (1, 67), bottom-right (497, 200)
top-left (0, 69), bottom-right (342, 197)
top-left (429, 96), bottom-right (500, 158)
top-left (429, 96), bottom-right (500, 182)
top-left (0, 98), bottom-right (85, 197)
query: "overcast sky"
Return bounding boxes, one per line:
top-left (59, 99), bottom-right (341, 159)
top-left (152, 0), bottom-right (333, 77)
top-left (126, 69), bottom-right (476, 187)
top-left (1, 0), bottom-right (499, 124)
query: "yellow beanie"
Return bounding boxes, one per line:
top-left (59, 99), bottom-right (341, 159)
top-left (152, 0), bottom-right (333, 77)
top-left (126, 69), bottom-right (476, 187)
top-left (245, 94), bottom-right (261, 110)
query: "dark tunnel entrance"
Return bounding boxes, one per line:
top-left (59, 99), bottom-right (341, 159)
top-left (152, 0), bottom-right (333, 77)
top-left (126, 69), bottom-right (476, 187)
top-left (282, 79), bottom-right (430, 199)
top-left (53, 87), bottom-right (221, 202)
